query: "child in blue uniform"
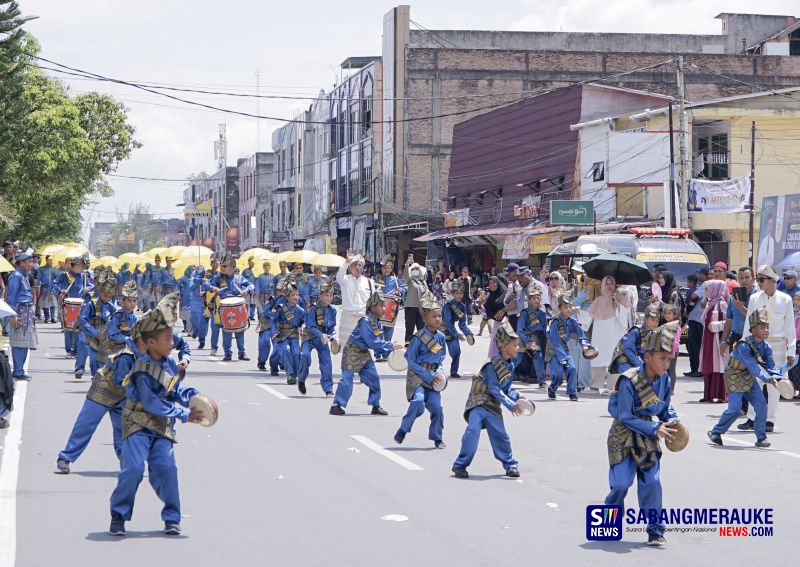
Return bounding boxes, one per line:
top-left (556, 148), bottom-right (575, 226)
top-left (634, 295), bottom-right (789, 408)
top-left (547, 294), bottom-right (589, 401)
top-left (269, 280), bottom-right (289, 375)
top-left (452, 319), bottom-right (528, 479)
top-left (256, 294), bottom-right (276, 372)
top-left (57, 254), bottom-right (93, 357)
top-left (255, 261), bottom-right (273, 315)
top-left (605, 321), bottom-right (680, 547)
top-left (395, 292), bottom-right (447, 448)
top-left (442, 281), bottom-right (473, 378)
top-left (274, 285), bottom-right (305, 385)
top-left (708, 306), bottom-right (776, 448)
top-left (177, 266), bottom-right (194, 336)
top-left (298, 280), bottom-right (337, 395)
top-left (109, 296), bottom-right (201, 537)
top-left (373, 255), bottom-right (406, 358)
top-left (329, 291), bottom-right (400, 416)
top-left (203, 253), bottom-right (254, 361)
top-left (241, 256), bottom-right (258, 320)
top-left (78, 268), bottom-right (117, 378)
top-left (190, 266), bottom-right (209, 349)
top-left (516, 287), bottom-right (548, 387)
top-left (608, 302), bottom-right (662, 375)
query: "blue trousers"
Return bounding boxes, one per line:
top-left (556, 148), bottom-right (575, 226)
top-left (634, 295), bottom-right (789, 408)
top-left (298, 339), bottom-right (333, 392)
top-left (549, 358), bottom-right (578, 396)
top-left (58, 399), bottom-right (123, 462)
top-left (248, 302), bottom-right (256, 319)
top-left (269, 336), bottom-right (283, 372)
top-left (605, 456), bottom-right (663, 537)
top-left (399, 386), bottom-right (444, 441)
top-left (712, 382), bottom-right (768, 441)
top-left (191, 310), bottom-right (208, 345)
top-left (453, 406), bottom-right (517, 470)
top-left (110, 430), bottom-right (181, 523)
top-left (280, 338), bottom-right (300, 378)
top-left (64, 329), bottom-right (77, 355)
top-left (257, 331), bottom-right (272, 365)
top-left (75, 332), bottom-right (89, 373)
top-left (446, 338), bottom-right (462, 376)
top-left (11, 346), bottom-right (28, 377)
top-left (222, 330), bottom-right (245, 357)
top-left (333, 359), bottom-right (381, 408)
top-left (210, 317), bottom-right (220, 350)
top-left (87, 347), bottom-right (102, 376)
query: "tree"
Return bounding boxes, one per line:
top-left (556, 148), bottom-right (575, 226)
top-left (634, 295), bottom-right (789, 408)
top-left (107, 203), bottom-right (166, 256)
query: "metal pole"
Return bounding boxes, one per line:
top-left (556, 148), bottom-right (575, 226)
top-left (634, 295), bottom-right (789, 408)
top-left (667, 101), bottom-right (677, 228)
top-left (749, 120), bottom-right (756, 268)
top-left (676, 57), bottom-right (689, 229)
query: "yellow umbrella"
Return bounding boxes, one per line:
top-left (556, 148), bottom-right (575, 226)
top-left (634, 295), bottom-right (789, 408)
top-left (94, 256), bottom-right (121, 270)
top-left (241, 247), bottom-right (270, 259)
top-left (0, 256), bottom-right (14, 273)
top-left (237, 252), bottom-right (276, 276)
top-left (314, 253), bottom-right (347, 268)
top-left (162, 245), bottom-right (186, 259)
top-left (178, 246), bottom-right (214, 261)
top-left (285, 250), bottom-right (320, 264)
top-left (143, 247), bottom-right (166, 259)
top-left (52, 246), bottom-right (88, 264)
top-left (171, 258), bottom-right (196, 277)
top-left (36, 243), bottom-right (66, 257)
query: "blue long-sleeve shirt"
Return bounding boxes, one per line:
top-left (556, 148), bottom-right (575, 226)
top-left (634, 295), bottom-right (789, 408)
top-left (117, 269), bottom-right (132, 287)
top-left (162, 267), bottom-right (177, 288)
top-left (125, 354), bottom-right (198, 424)
top-left (56, 270), bottom-right (94, 299)
top-left (189, 269), bottom-right (206, 309)
top-left (204, 273), bottom-right (254, 298)
top-left (255, 274), bottom-right (273, 298)
top-left (609, 364), bottom-right (678, 439)
top-left (548, 313), bottom-right (588, 363)
top-left (483, 356), bottom-right (521, 411)
top-left (7, 268), bottom-right (33, 307)
top-left (297, 273), bottom-right (311, 301)
top-left (349, 313), bottom-right (393, 358)
top-left (242, 267), bottom-right (256, 289)
top-left (405, 327), bottom-right (446, 385)
top-left (79, 298), bottom-right (116, 338)
top-left (38, 266), bottom-right (57, 293)
top-left (733, 337), bottom-right (776, 383)
top-left (308, 275), bottom-right (329, 298)
top-left (615, 326), bottom-right (647, 373)
top-left (172, 330), bottom-right (192, 364)
top-left (517, 306), bottom-right (547, 345)
top-left (107, 307), bottom-right (138, 350)
top-left (178, 276), bottom-right (192, 307)
top-left (374, 274), bottom-right (407, 297)
top-left (443, 300), bottom-right (472, 340)
top-left (305, 303), bottom-right (337, 339)
top-left (275, 303), bottom-right (305, 340)
top-left (113, 351), bottom-right (136, 387)
top-left (726, 288), bottom-right (754, 336)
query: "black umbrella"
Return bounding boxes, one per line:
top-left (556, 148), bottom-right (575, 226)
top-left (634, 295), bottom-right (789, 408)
top-left (581, 253), bottom-right (653, 286)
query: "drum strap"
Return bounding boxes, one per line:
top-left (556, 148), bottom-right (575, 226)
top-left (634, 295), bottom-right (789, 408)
top-left (123, 359), bottom-right (179, 394)
top-left (490, 356), bottom-right (513, 386)
top-left (414, 328), bottom-right (443, 354)
top-left (523, 307), bottom-right (541, 331)
top-left (367, 314), bottom-right (383, 336)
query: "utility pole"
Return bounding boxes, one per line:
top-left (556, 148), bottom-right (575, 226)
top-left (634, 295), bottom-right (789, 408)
top-left (676, 56), bottom-right (689, 229)
top-left (749, 121), bottom-right (756, 267)
top-left (667, 101), bottom-right (677, 228)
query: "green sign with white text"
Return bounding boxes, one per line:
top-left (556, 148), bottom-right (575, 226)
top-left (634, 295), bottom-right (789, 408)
top-left (550, 200), bottom-right (594, 225)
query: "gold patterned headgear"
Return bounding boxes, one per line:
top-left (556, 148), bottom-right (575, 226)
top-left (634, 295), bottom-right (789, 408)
top-left (644, 301), bottom-right (663, 320)
top-left (121, 280), bottom-right (139, 300)
top-left (366, 291), bottom-right (385, 310)
top-left (418, 291), bottom-right (441, 316)
top-left (319, 280), bottom-right (334, 294)
top-left (644, 320), bottom-right (679, 352)
top-left (527, 286), bottom-right (542, 298)
top-left (748, 306), bottom-right (769, 329)
top-left (494, 318), bottom-right (519, 347)
top-left (220, 253), bottom-right (236, 268)
top-left (96, 267), bottom-right (118, 295)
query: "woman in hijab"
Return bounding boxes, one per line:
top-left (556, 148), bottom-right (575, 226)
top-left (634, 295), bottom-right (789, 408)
top-left (659, 270), bottom-right (682, 312)
top-left (547, 271), bottom-right (565, 316)
top-left (699, 279), bottom-right (728, 403)
top-left (586, 275), bottom-right (631, 391)
top-left (484, 276), bottom-right (508, 358)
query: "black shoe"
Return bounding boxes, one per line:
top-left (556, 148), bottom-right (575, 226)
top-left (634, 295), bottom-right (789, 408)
top-left (450, 373), bottom-right (461, 378)
top-left (435, 440), bottom-right (446, 449)
top-left (755, 439), bottom-right (771, 448)
top-left (505, 466), bottom-right (520, 478)
top-left (371, 405), bottom-right (388, 416)
top-left (737, 419), bottom-right (754, 431)
top-left (765, 421), bottom-right (774, 433)
top-left (257, 363), bottom-right (266, 371)
top-left (577, 387), bottom-right (584, 392)
top-left (547, 388), bottom-right (556, 400)
top-left (222, 355), bottom-right (232, 362)
top-left (647, 533), bottom-right (666, 547)
top-left (707, 431), bottom-right (723, 446)
top-left (287, 376), bottom-right (297, 385)
top-left (74, 370), bottom-right (84, 380)
top-left (325, 391), bottom-right (334, 398)
top-left (210, 348), bottom-right (218, 356)
top-left (375, 357), bottom-right (387, 363)
top-left (569, 395), bottom-right (578, 401)
top-left (56, 459), bottom-right (70, 474)
top-left (329, 404), bottom-right (345, 416)
top-left (270, 369), bottom-right (279, 376)
top-left (109, 518), bottom-right (126, 536)
top-left (683, 371), bottom-right (695, 377)
top-left (164, 521), bottom-right (182, 535)
top-left (452, 467), bottom-right (469, 479)
top-left (0, 418), bottom-right (8, 429)
top-left (298, 381), bottom-right (306, 395)
top-left (393, 429), bottom-right (405, 444)
top-left (198, 342), bottom-right (205, 350)
top-left (238, 354), bottom-right (250, 361)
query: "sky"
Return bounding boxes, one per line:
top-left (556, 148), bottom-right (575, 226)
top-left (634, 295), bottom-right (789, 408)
top-left (18, 0), bottom-right (799, 241)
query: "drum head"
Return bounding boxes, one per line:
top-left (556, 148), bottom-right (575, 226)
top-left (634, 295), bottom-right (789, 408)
top-left (388, 349), bottom-right (408, 372)
top-left (582, 345), bottom-right (599, 360)
top-left (665, 421), bottom-right (689, 452)
top-left (432, 373), bottom-right (448, 392)
top-left (465, 334), bottom-right (475, 346)
top-left (330, 338), bottom-right (341, 355)
top-left (776, 379), bottom-right (795, 400)
top-left (189, 393), bottom-right (219, 427)
top-left (220, 296), bottom-right (244, 306)
top-left (517, 398), bottom-right (535, 416)
top-left (64, 298), bottom-right (83, 306)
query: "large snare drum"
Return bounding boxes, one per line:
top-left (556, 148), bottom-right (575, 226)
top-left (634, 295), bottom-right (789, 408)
top-left (219, 297), bottom-right (249, 333)
top-left (62, 298), bottom-right (83, 331)
top-left (381, 296), bottom-right (400, 326)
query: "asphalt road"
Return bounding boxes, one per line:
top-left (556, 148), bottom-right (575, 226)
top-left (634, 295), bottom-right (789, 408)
top-left (2, 309), bottom-right (799, 567)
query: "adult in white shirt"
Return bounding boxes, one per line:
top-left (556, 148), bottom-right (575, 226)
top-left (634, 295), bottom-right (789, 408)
top-left (757, 215), bottom-right (776, 269)
top-left (741, 265), bottom-right (796, 430)
top-left (336, 249), bottom-right (375, 344)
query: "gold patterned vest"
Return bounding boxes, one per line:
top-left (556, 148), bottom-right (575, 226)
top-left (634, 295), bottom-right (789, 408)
top-left (121, 359), bottom-right (181, 442)
top-left (405, 328), bottom-right (445, 400)
top-left (302, 305), bottom-right (328, 341)
top-left (464, 356), bottom-right (513, 420)
top-left (607, 368), bottom-right (662, 469)
top-left (608, 326), bottom-right (648, 374)
top-left (440, 301), bottom-right (466, 341)
top-left (86, 348), bottom-right (133, 408)
top-left (544, 317), bottom-right (568, 362)
top-left (724, 337), bottom-right (762, 393)
top-left (277, 303), bottom-right (300, 341)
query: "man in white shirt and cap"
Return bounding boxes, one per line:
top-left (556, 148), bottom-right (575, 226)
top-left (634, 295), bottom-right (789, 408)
top-left (336, 249), bottom-right (375, 344)
top-left (739, 265), bottom-right (796, 433)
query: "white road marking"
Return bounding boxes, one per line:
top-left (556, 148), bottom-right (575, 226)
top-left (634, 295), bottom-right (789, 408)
top-left (721, 435), bottom-right (800, 459)
top-left (0, 380), bottom-right (28, 567)
top-left (256, 384), bottom-right (290, 400)
top-left (350, 435), bottom-right (424, 471)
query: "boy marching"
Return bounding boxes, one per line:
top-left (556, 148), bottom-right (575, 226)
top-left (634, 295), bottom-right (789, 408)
top-left (516, 287), bottom-right (548, 387)
top-left (274, 285), bottom-right (306, 385)
top-left (546, 294), bottom-right (590, 401)
top-left (442, 280), bottom-right (473, 378)
top-left (298, 280), bottom-right (337, 395)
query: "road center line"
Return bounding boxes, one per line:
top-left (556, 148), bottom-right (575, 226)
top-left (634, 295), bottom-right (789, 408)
top-left (0, 379), bottom-right (28, 567)
top-left (721, 434), bottom-right (800, 459)
top-left (256, 384), bottom-right (290, 400)
top-left (350, 435), bottom-right (424, 471)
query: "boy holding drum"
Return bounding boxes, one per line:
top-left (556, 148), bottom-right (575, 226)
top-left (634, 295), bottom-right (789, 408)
top-left (298, 280), bottom-right (337, 395)
top-left (274, 285), bottom-right (306, 385)
top-left (442, 281), bottom-right (473, 378)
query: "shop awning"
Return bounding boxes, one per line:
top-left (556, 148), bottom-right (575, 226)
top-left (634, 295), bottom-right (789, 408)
top-left (414, 220), bottom-right (659, 243)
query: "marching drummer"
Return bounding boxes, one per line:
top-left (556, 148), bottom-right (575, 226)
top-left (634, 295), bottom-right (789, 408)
top-left (547, 294), bottom-right (590, 401)
top-left (274, 284), bottom-right (306, 386)
top-left (162, 256), bottom-right (178, 296)
top-left (329, 291), bottom-right (401, 416)
top-left (452, 319), bottom-right (526, 479)
top-left (373, 255), bottom-right (406, 361)
top-left (78, 268), bottom-right (117, 378)
top-left (241, 256), bottom-right (258, 320)
top-left (298, 280), bottom-right (337, 395)
top-left (517, 287), bottom-right (548, 387)
top-left (203, 254), bottom-right (222, 354)
top-left (394, 291), bottom-right (447, 448)
top-left (56, 254), bottom-right (94, 358)
top-left (203, 253), bottom-right (253, 362)
top-left (442, 280), bottom-right (473, 379)
top-left (605, 321), bottom-right (680, 547)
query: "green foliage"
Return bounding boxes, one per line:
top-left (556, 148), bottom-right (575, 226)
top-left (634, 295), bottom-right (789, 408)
top-left (106, 203), bottom-right (166, 256)
top-left (0, 1), bottom-right (140, 245)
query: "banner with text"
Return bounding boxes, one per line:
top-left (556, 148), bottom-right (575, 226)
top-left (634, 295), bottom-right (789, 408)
top-left (688, 176), bottom-right (751, 213)
top-left (502, 233), bottom-right (532, 259)
top-left (759, 194), bottom-right (800, 270)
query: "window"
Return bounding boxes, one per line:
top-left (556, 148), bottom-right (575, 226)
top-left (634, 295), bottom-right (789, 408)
top-left (289, 144), bottom-right (295, 177)
top-left (361, 163), bottom-right (372, 203)
top-left (696, 134), bottom-right (729, 180)
top-left (587, 161), bottom-right (605, 182)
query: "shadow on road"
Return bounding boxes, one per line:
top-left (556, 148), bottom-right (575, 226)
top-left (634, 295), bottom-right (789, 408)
top-left (579, 540), bottom-right (648, 553)
top-left (86, 531), bottom-right (188, 541)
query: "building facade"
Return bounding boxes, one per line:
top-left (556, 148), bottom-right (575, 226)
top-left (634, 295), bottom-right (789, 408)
top-left (238, 152), bottom-right (277, 250)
